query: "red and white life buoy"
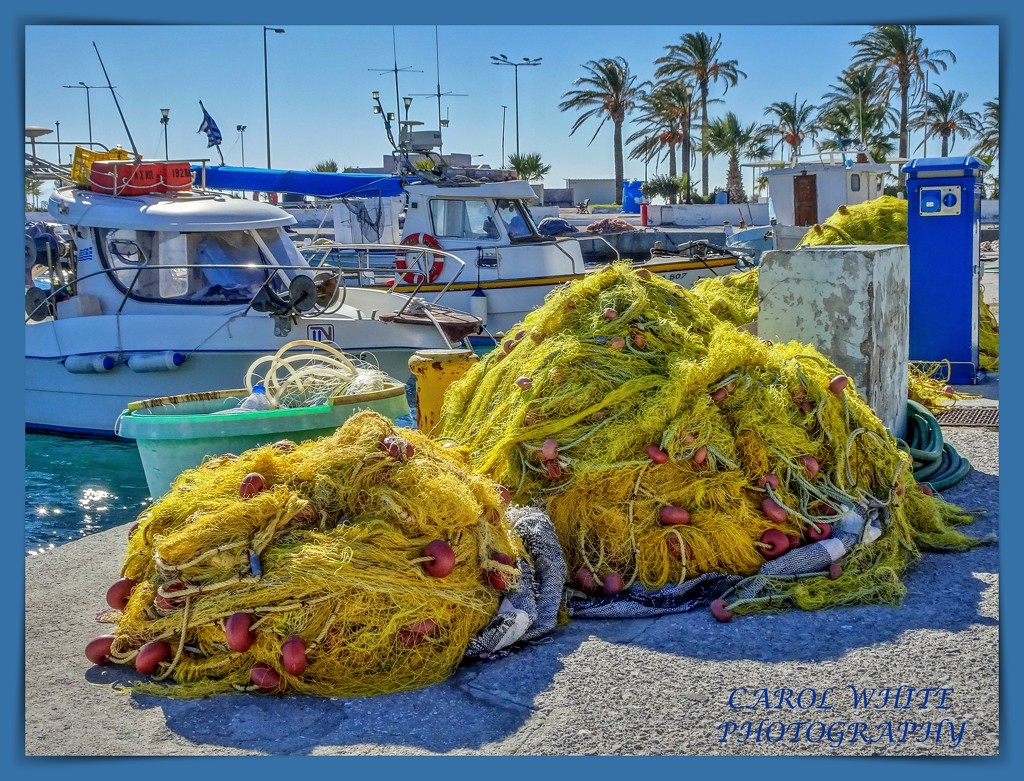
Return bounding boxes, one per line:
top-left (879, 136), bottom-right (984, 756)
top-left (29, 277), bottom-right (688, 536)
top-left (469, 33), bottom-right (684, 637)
top-left (396, 233), bottom-right (445, 285)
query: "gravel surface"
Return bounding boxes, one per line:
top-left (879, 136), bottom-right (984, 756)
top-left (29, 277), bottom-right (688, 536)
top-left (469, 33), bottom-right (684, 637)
top-left (24, 410), bottom-right (999, 759)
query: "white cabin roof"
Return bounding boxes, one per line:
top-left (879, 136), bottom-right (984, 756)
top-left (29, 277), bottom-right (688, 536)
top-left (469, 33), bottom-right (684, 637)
top-left (48, 186), bottom-right (297, 232)
top-left (763, 160), bottom-right (890, 177)
top-left (405, 179), bottom-right (538, 200)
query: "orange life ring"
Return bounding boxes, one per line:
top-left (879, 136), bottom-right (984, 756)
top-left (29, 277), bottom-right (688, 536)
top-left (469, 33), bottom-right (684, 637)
top-left (397, 233), bottom-right (445, 285)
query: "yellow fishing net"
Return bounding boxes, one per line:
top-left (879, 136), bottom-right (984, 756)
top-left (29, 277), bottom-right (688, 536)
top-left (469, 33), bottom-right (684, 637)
top-left (690, 269), bottom-right (978, 415)
top-left (437, 263), bottom-right (978, 614)
top-left (95, 410), bottom-right (525, 698)
top-left (797, 196), bottom-right (998, 373)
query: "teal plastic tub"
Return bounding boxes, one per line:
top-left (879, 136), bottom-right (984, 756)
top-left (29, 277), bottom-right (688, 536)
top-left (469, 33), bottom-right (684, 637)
top-left (116, 384), bottom-right (410, 499)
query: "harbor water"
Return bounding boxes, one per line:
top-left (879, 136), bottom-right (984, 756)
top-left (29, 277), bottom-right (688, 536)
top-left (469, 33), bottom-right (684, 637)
top-left (24, 384), bottom-right (421, 557)
top-left (25, 432), bottom-right (152, 557)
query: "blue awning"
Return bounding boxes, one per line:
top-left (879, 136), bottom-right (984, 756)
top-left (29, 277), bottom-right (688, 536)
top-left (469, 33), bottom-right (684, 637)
top-left (192, 166), bottom-right (412, 198)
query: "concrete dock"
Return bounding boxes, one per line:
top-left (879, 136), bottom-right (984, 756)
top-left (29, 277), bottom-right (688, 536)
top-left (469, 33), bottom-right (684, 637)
top-left (24, 397), bottom-right (999, 759)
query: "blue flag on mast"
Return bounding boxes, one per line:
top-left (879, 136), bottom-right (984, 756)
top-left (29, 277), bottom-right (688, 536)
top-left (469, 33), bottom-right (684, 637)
top-left (198, 100), bottom-right (224, 164)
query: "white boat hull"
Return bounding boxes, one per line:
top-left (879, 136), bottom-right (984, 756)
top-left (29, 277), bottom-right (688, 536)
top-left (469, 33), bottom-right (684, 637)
top-left (25, 312), bottom-right (445, 435)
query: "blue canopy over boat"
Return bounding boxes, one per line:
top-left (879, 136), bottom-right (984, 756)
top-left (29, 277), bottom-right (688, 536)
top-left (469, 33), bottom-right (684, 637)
top-left (192, 166), bottom-right (413, 198)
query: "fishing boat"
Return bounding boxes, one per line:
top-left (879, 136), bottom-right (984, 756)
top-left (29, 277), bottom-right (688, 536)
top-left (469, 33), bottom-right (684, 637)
top-left (24, 151), bottom-right (481, 436)
top-left (199, 165), bottom-right (752, 341)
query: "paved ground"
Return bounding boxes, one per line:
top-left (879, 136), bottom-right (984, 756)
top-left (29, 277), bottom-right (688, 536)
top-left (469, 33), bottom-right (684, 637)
top-left (22, 413), bottom-right (1000, 759)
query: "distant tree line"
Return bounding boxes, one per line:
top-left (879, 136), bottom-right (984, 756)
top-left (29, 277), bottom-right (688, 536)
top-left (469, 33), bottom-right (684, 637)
top-left (553, 25), bottom-right (998, 204)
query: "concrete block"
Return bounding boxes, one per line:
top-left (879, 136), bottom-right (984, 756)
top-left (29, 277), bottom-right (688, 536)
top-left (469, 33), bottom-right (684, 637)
top-left (758, 244), bottom-right (909, 437)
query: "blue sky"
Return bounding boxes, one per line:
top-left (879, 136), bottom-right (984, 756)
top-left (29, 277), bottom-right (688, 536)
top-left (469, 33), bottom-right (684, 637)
top-left (25, 23), bottom-right (998, 199)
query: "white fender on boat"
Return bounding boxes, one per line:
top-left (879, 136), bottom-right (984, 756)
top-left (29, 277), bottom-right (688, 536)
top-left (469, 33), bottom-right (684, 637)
top-left (470, 287), bottom-right (488, 327)
top-left (127, 351), bottom-right (187, 372)
top-left (64, 354), bottom-right (117, 373)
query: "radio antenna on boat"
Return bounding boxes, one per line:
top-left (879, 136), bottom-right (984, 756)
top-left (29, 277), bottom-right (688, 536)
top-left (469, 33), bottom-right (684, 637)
top-left (92, 42), bottom-right (140, 160)
top-left (368, 27), bottom-right (422, 129)
top-left (411, 26), bottom-right (467, 156)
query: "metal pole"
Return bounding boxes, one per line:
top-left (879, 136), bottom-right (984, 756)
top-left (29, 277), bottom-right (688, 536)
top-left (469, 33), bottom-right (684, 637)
top-left (501, 105), bottom-right (507, 164)
top-left (263, 27), bottom-right (270, 168)
top-left (237, 125), bottom-right (247, 166)
top-left (160, 109), bottom-right (169, 159)
top-left (62, 83), bottom-right (110, 149)
top-left (55, 121), bottom-right (61, 167)
top-left (514, 64), bottom-right (520, 157)
top-left (263, 27), bottom-right (285, 168)
top-left (922, 71), bottom-right (929, 158)
top-left (85, 85), bottom-right (92, 146)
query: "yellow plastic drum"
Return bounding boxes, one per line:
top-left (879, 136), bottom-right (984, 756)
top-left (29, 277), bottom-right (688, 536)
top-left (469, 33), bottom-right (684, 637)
top-left (408, 348), bottom-right (480, 434)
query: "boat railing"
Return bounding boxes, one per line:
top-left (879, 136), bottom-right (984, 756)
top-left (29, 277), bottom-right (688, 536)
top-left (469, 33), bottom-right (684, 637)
top-left (297, 241), bottom-right (467, 309)
top-left (24, 249), bottom-right (451, 325)
top-left (555, 233), bottom-right (622, 264)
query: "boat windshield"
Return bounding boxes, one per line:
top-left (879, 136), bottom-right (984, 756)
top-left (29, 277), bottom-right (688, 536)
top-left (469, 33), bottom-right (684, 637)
top-left (493, 198), bottom-right (538, 239)
top-left (427, 196), bottom-right (539, 242)
top-left (98, 227), bottom-right (304, 304)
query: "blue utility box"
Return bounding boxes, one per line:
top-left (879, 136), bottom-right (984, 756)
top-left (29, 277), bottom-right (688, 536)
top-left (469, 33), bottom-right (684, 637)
top-left (901, 156), bottom-right (987, 384)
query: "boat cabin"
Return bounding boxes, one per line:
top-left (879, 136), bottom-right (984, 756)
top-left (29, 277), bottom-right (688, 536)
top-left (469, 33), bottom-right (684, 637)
top-left (45, 186), bottom-right (311, 315)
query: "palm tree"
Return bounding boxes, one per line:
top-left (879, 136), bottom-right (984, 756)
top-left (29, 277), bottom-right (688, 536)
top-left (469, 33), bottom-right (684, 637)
top-left (818, 65), bottom-right (898, 158)
top-left (626, 80), bottom-right (701, 203)
top-left (25, 177), bottom-right (43, 209)
top-left (311, 159), bottom-right (339, 172)
top-left (699, 112), bottom-right (770, 204)
top-left (817, 102), bottom-right (897, 163)
top-left (655, 32), bottom-right (746, 198)
top-left (851, 25), bottom-right (956, 163)
top-left (559, 56), bottom-right (643, 205)
top-left (763, 95), bottom-right (818, 162)
top-left (970, 98), bottom-right (999, 161)
top-left (506, 152), bottom-right (551, 183)
top-left (910, 86), bottom-right (980, 157)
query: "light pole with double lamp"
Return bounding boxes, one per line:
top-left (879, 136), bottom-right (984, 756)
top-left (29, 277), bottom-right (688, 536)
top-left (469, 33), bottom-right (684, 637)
top-left (489, 55), bottom-right (542, 157)
top-left (62, 82), bottom-right (110, 148)
top-left (237, 125), bottom-right (247, 166)
top-left (263, 26), bottom-right (285, 168)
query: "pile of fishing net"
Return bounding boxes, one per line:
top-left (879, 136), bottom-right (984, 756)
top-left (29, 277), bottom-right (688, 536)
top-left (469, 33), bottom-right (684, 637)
top-left (585, 218), bottom-right (638, 234)
top-left (797, 196), bottom-right (998, 373)
top-left (436, 263), bottom-right (981, 619)
top-left (689, 269), bottom-right (978, 416)
top-left (86, 410), bottom-right (536, 698)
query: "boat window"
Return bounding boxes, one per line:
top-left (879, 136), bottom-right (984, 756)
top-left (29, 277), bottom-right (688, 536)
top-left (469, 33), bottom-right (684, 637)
top-left (849, 173), bottom-right (861, 193)
top-left (97, 227), bottom-right (277, 304)
top-left (428, 199), bottom-right (499, 240)
top-left (189, 230), bottom-right (273, 301)
top-left (494, 198), bottom-right (537, 239)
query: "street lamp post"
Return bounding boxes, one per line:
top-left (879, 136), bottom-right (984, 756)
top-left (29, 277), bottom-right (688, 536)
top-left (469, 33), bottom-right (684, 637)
top-left (402, 96), bottom-right (413, 146)
top-left (489, 55), bottom-right (542, 157)
top-left (62, 82), bottom-right (110, 147)
top-left (500, 105), bottom-right (507, 165)
top-left (160, 108), bottom-right (170, 159)
top-left (263, 26), bottom-right (285, 169)
top-left (237, 125), bottom-right (247, 166)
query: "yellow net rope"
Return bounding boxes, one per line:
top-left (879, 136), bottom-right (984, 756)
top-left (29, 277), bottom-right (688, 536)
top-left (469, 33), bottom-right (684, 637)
top-left (436, 263), bottom-right (979, 614)
top-left (689, 268), bottom-right (978, 415)
top-left (796, 196), bottom-right (998, 373)
top-left (96, 410), bottom-right (526, 698)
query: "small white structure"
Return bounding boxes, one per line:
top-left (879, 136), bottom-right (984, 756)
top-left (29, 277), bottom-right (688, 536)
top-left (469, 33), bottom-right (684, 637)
top-left (763, 153), bottom-right (890, 228)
